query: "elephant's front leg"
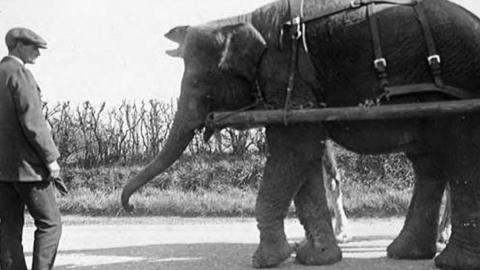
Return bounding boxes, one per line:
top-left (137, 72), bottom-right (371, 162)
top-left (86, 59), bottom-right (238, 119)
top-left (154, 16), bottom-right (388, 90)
top-left (387, 152), bottom-right (447, 259)
top-left (252, 126), bottom-right (301, 268)
top-left (294, 157), bottom-right (342, 265)
top-left (252, 160), bottom-right (295, 268)
top-left (252, 125), bottom-right (337, 268)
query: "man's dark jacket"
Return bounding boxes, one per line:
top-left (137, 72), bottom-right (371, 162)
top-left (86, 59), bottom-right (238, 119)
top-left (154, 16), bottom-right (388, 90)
top-left (0, 56), bottom-right (59, 181)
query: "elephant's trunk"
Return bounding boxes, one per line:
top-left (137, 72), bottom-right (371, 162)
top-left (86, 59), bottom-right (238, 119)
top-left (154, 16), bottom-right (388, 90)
top-left (121, 91), bottom-right (203, 211)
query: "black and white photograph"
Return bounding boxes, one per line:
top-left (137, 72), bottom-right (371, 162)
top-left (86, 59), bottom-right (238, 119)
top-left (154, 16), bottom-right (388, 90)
top-left (0, 0), bottom-right (480, 269)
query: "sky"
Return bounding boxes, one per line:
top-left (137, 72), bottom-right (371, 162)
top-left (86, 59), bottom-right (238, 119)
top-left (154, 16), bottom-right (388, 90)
top-left (0, 0), bottom-right (479, 105)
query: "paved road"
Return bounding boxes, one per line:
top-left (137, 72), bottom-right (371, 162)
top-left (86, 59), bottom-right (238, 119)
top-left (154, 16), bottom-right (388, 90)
top-left (21, 217), bottom-right (441, 270)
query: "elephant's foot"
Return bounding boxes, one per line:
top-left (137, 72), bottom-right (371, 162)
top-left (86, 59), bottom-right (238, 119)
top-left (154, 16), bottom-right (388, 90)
top-left (387, 229), bottom-right (436, 260)
top-left (252, 237), bottom-right (292, 268)
top-left (435, 241), bottom-right (480, 270)
top-left (435, 223), bottom-right (480, 270)
top-left (295, 235), bottom-right (342, 265)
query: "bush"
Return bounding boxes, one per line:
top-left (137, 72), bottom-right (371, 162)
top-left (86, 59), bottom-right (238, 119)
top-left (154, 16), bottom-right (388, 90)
top-left (47, 100), bottom-right (415, 195)
top-left (334, 144), bottom-right (414, 190)
top-left (45, 100), bottom-right (267, 168)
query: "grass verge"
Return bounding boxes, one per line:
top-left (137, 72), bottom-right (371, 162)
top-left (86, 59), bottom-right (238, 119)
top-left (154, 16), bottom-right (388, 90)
top-left (56, 183), bottom-right (412, 218)
top-left (56, 152), bottom-right (415, 218)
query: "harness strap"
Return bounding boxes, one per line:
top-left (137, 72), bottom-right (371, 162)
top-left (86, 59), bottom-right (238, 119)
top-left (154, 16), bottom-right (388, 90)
top-left (280, 0), bottom-right (475, 113)
top-left (367, 3), bottom-right (389, 90)
top-left (282, 0), bottom-right (308, 125)
top-left (283, 30), bottom-right (300, 125)
top-left (385, 83), bottom-right (477, 100)
top-left (413, 2), bottom-right (444, 88)
top-left (299, 0), bottom-right (417, 25)
top-left (280, 0), bottom-right (418, 106)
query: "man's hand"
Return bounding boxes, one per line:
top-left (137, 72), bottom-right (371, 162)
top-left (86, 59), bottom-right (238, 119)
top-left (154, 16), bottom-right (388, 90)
top-left (48, 160), bottom-right (60, 178)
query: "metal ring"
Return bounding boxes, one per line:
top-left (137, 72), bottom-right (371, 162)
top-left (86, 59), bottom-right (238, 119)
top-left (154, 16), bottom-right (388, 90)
top-left (373, 58), bottom-right (387, 69)
top-left (427, 54), bottom-right (441, 65)
top-left (350, 1), bottom-right (361, 8)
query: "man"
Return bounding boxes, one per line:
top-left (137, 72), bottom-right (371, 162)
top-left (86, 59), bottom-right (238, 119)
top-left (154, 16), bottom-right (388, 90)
top-left (0, 27), bottom-right (62, 270)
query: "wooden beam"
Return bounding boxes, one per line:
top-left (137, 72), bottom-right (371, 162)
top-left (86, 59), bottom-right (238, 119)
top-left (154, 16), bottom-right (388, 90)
top-left (206, 98), bottom-right (480, 129)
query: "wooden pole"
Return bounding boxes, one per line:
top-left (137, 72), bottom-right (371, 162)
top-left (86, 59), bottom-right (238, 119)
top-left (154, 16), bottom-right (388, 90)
top-left (206, 99), bottom-right (480, 129)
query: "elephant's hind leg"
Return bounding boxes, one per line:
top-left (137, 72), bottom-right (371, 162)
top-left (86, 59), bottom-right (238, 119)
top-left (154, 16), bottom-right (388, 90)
top-left (434, 142), bottom-right (480, 270)
top-left (387, 152), bottom-right (447, 260)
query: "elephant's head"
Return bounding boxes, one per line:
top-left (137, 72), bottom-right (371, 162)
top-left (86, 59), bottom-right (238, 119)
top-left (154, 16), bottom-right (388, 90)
top-left (121, 23), bottom-right (267, 211)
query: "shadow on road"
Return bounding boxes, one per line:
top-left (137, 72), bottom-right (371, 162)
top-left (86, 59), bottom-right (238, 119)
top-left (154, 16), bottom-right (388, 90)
top-left (50, 242), bottom-right (438, 270)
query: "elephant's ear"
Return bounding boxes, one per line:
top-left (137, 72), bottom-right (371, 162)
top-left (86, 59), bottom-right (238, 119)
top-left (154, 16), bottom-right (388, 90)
top-left (165, 25), bottom-right (190, 58)
top-left (218, 23), bottom-right (267, 81)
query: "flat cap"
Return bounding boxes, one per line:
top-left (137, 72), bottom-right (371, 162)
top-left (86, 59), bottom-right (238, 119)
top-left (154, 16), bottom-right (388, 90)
top-left (5, 27), bottom-right (47, 49)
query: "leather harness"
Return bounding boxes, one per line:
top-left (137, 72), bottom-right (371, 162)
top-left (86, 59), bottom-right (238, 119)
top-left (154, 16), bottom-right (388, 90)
top-left (280, 0), bottom-right (476, 123)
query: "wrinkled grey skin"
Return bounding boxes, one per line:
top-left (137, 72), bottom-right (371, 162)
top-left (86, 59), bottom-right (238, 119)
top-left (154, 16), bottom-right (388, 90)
top-left (122, 0), bottom-right (480, 268)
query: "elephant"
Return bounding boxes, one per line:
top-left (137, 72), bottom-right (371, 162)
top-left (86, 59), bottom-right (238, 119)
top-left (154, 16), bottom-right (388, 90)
top-left (121, 0), bottom-right (480, 268)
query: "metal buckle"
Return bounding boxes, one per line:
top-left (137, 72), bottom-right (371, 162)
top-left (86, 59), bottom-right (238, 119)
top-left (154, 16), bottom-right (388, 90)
top-left (427, 54), bottom-right (441, 65)
top-left (291, 16), bottom-right (301, 25)
top-left (350, 0), bottom-right (361, 8)
top-left (373, 58), bottom-right (387, 70)
top-left (290, 16), bottom-right (302, 40)
top-left (285, 16), bottom-right (301, 27)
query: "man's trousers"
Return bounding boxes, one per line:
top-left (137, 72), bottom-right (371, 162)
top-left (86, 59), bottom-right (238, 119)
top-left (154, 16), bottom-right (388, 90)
top-left (0, 181), bottom-right (62, 270)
